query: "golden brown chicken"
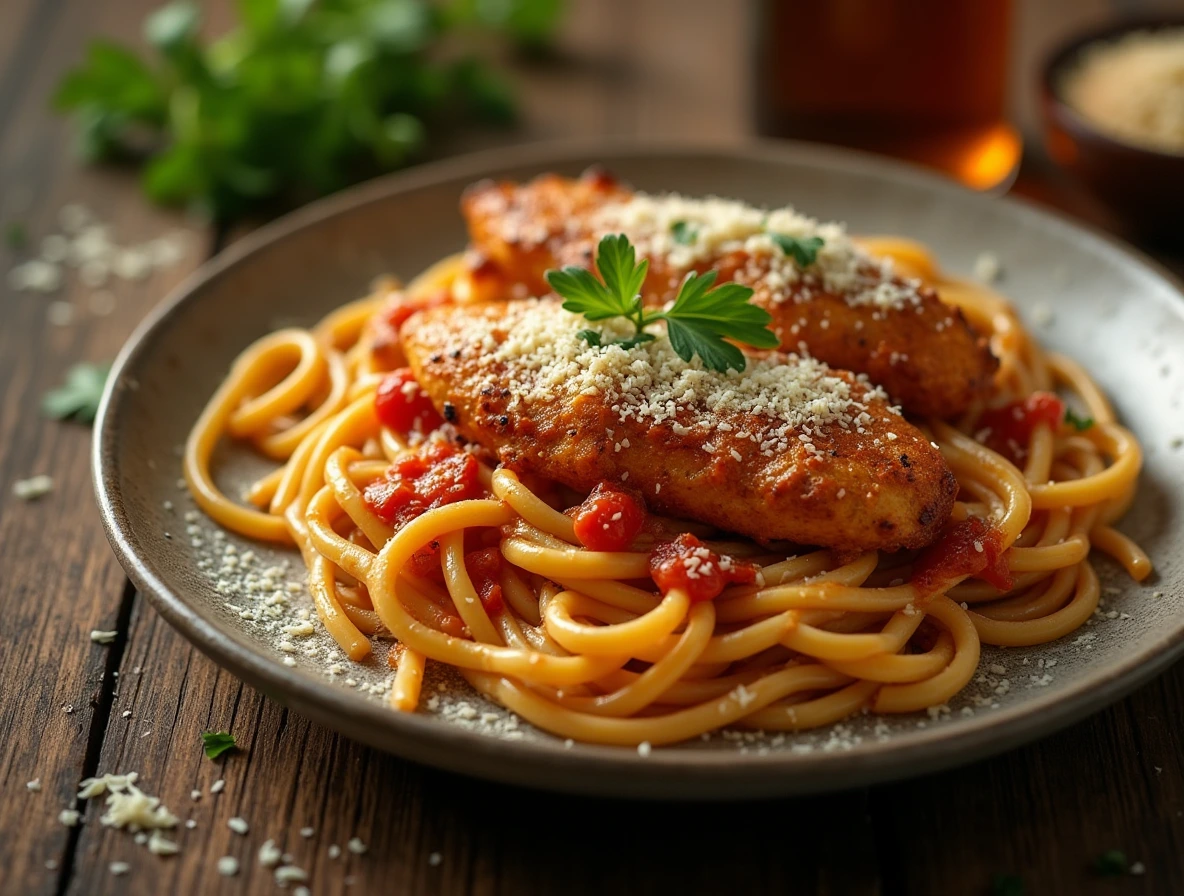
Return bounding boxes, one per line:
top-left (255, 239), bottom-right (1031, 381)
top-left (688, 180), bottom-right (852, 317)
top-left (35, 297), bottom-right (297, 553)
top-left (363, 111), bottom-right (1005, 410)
top-left (402, 299), bottom-right (957, 553)
top-left (461, 171), bottom-right (997, 419)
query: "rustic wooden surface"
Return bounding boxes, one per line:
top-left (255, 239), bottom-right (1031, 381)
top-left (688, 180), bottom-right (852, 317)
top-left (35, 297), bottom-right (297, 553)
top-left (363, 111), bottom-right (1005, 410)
top-left (1, 2), bottom-right (1181, 895)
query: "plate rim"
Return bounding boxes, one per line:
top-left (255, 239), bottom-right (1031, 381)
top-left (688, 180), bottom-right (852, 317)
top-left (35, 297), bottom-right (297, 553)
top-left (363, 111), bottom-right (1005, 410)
top-left (93, 137), bottom-right (1184, 799)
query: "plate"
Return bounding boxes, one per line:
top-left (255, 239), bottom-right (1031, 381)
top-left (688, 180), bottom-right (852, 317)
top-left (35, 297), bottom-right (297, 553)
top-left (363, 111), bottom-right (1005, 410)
top-left (94, 141), bottom-right (1184, 799)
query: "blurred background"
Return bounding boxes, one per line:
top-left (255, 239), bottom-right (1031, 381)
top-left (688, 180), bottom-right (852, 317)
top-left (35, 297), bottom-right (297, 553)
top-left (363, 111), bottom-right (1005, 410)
top-left (5, 0), bottom-right (1183, 246)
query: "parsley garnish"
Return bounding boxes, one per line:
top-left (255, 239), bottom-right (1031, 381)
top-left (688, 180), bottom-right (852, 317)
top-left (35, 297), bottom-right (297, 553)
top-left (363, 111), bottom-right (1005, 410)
top-left (1094, 849), bottom-right (1128, 876)
top-left (201, 731), bottom-right (236, 760)
top-left (5, 222), bottom-right (27, 250)
top-left (1064, 407), bottom-right (1094, 431)
top-left (52, 1), bottom-right (560, 223)
top-left (545, 233), bottom-right (778, 373)
top-left (990, 874), bottom-right (1025, 896)
top-left (670, 220), bottom-right (698, 245)
top-left (42, 362), bottom-right (111, 424)
top-left (769, 233), bottom-right (824, 267)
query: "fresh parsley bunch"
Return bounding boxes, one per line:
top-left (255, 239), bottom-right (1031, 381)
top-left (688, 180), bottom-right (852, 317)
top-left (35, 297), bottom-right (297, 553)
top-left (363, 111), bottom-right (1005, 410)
top-left (546, 234), bottom-right (779, 373)
top-left (53, 0), bottom-right (562, 223)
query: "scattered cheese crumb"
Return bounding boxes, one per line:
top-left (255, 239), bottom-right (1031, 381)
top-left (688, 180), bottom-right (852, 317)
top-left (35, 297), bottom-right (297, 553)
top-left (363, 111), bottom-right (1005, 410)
top-left (12, 475), bottom-right (54, 500)
top-left (328, 844), bottom-right (341, 859)
top-left (26, 779), bottom-right (41, 792)
top-left (210, 779), bottom-right (225, 794)
top-left (217, 856), bottom-right (239, 877)
top-left (228, 817), bottom-right (249, 835)
top-left (347, 837), bottom-right (368, 855)
top-left (90, 630), bottom-right (118, 645)
top-left (275, 865), bottom-right (308, 885)
top-left (637, 741), bottom-right (652, 757)
top-left (300, 826), bottom-right (314, 838)
top-left (258, 839), bottom-right (282, 867)
top-left (109, 862), bottom-right (130, 876)
top-left (148, 830), bottom-right (179, 856)
top-left (428, 852), bottom-right (443, 867)
top-left (972, 251), bottom-right (1001, 284)
top-left (59, 809), bottom-right (82, 826)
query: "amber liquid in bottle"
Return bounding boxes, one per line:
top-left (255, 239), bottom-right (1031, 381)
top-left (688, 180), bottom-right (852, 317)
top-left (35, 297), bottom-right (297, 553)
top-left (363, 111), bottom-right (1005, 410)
top-left (754, 0), bottom-right (1021, 190)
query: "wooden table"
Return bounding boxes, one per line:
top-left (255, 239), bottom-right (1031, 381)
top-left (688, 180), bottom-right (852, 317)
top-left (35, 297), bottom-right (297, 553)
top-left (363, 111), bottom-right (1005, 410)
top-left (3, 2), bottom-right (1182, 894)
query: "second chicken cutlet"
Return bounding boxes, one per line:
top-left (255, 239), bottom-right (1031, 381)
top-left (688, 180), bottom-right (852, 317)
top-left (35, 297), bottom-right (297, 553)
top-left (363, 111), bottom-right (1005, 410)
top-left (461, 171), bottom-right (997, 419)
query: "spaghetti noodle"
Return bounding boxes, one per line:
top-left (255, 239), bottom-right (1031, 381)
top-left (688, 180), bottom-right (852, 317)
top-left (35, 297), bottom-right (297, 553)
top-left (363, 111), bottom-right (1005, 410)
top-left (185, 230), bottom-right (1149, 747)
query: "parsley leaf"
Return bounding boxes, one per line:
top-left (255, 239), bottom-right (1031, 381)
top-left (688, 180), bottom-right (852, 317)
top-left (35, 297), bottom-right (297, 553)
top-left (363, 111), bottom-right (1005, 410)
top-left (1094, 850), bottom-right (1128, 876)
top-left (53, 1), bottom-right (560, 223)
top-left (201, 731), bottom-right (236, 760)
top-left (769, 233), bottom-right (824, 267)
top-left (6, 222), bottom-right (28, 250)
top-left (1064, 407), bottom-right (1094, 431)
top-left (546, 233), bottom-right (776, 373)
top-left (670, 220), bottom-right (698, 245)
top-left (42, 362), bottom-right (111, 424)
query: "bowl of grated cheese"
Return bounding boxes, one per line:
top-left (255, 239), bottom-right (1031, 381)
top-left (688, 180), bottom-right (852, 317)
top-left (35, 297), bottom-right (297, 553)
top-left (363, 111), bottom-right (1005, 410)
top-left (1041, 18), bottom-right (1184, 240)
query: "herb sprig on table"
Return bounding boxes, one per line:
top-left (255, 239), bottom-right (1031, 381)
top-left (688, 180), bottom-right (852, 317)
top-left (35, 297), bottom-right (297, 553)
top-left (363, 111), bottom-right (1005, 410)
top-left (545, 233), bottom-right (779, 373)
top-left (42, 362), bottom-right (111, 424)
top-left (53, 0), bottom-right (562, 223)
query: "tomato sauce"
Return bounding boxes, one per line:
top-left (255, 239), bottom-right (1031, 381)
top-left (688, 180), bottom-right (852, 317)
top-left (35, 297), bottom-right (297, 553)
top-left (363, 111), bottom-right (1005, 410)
top-left (369, 289), bottom-right (451, 365)
top-left (374, 368), bottom-right (444, 437)
top-left (911, 517), bottom-right (1012, 598)
top-left (363, 441), bottom-right (482, 528)
top-left (976, 391), bottom-right (1064, 460)
top-left (572, 482), bottom-right (647, 552)
top-left (465, 547), bottom-right (505, 614)
top-left (649, 533), bottom-right (757, 604)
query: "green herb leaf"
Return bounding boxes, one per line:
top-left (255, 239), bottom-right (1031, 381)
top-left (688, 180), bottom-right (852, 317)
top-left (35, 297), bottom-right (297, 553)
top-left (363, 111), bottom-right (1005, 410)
top-left (769, 232), bottom-right (824, 267)
top-left (546, 233), bottom-right (778, 373)
top-left (1095, 850), bottom-right (1128, 876)
top-left (1064, 407), bottom-right (1094, 431)
top-left (52, 0), bottom-right (552, 223)
top-left (41, 363), bottom-right (111, 424)
top-left (201, 731), bottom-right (237, 760)
top-left (990, 874), bottom-right (1025, 896)
top-left (547, 266), bottom-right (624, 321)
top-left (671, 220), bottom-right (698, 245)
top-left (664, 270), bottom-right (779, 349)
top-left (5, 222), bottom-right (27, 250)
top-left (664, 316), bottom-right (748, 373)
top-left (595, 233), bottom-right (649, 312)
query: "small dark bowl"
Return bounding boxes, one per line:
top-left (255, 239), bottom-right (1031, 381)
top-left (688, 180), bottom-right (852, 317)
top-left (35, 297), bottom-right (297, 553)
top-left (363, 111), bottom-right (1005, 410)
top-left (1040, 18), bottom-right (1184, 241)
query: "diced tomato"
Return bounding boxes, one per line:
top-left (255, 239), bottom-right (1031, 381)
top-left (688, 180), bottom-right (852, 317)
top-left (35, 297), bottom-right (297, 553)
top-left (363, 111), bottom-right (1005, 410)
top-left (912, 517), bottom-right (1012, 599)
top-left (465, 547), bottom-right (504, 614)
top-left (384, 288), bottom-right (451, 332)
top-left (649, 533), bottom-right (757, 604)
top-left (572, 481), bottom-right (647, 552)
top-left (362, 441), bottom-right (483, 529)
top-left (976, 392), bottom-right (1065, 461)
top-left (374, 368), bottom-right (444, 437)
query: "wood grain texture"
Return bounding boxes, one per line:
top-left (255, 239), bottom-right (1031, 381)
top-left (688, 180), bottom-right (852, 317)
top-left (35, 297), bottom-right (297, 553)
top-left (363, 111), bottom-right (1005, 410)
top-left (873, 661), bottom-right (1184, 895)
top-left (0, 1), bottom-right (208, 891)
top-left (2, 1), bottom-right (1183, 895)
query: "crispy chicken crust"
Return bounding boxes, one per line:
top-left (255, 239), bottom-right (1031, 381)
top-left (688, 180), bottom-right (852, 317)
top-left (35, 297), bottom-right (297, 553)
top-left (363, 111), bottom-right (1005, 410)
top-left (401, 301), bottom-right (957, 553)
top-left (461, 171), bottom-right (997, 419)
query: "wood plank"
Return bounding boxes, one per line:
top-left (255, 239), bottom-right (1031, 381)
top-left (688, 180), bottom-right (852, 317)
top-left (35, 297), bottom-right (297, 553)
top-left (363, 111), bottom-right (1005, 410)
top-left (68, 595), bottom-right (882, 896)
top-left (871, 660), bottom-right (1184, 895)
top-left (0, 1), bottom-right (210, 892)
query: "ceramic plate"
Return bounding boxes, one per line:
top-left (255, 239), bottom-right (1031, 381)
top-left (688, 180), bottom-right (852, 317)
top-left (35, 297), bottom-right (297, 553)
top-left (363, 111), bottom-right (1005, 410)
top-left (94, 141), bottom-right (1184, 799)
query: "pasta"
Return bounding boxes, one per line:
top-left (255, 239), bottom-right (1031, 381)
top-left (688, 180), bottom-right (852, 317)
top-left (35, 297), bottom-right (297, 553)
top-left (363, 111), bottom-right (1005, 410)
top-left (185, 226), bottom-right (1149, 748)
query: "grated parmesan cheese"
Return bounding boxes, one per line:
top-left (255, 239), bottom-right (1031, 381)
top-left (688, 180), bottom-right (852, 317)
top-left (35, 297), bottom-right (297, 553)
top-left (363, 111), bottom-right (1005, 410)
top-left (432, 300), bottom-right (893, 464)
top-left (12, 474), bottom-right (54, 500)
top-left (587, 193), bottom-right (925, 310)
